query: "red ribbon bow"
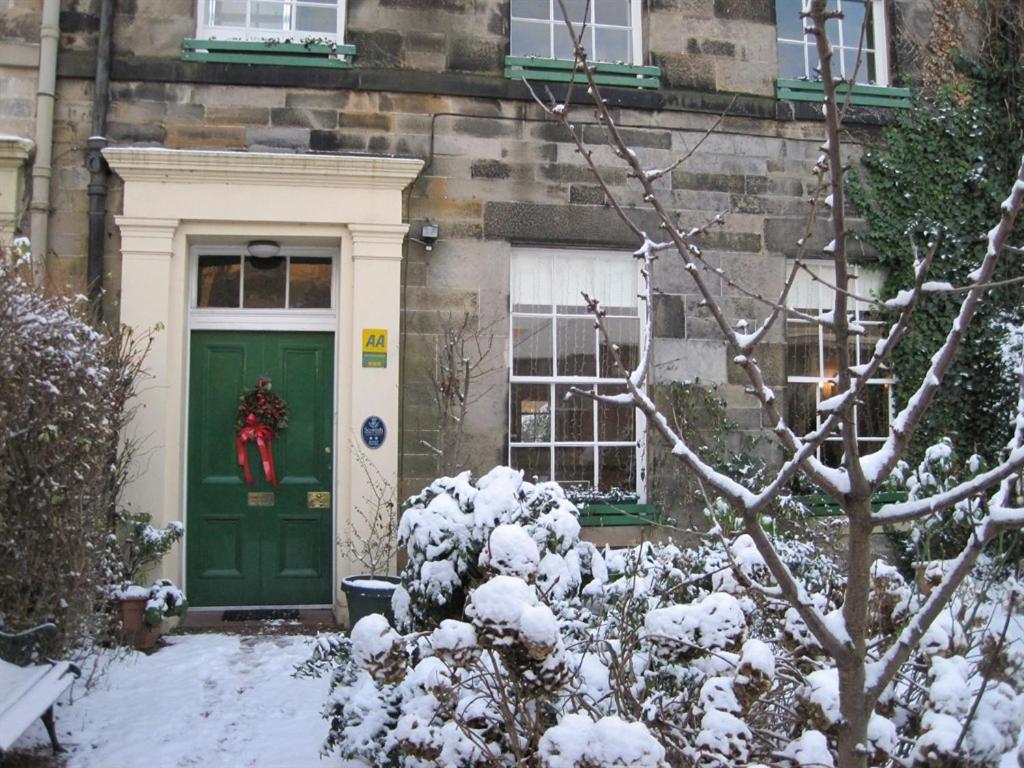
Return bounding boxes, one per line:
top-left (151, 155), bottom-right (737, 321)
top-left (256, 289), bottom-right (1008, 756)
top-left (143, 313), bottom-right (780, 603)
top-left (236, 413), bottom-right (278, 488)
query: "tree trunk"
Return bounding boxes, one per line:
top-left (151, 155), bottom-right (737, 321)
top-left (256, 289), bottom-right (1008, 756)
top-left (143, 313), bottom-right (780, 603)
top-left (836, 660), bottom-right (870, 768)
top-left (837, 504), bottom-right (873, 768)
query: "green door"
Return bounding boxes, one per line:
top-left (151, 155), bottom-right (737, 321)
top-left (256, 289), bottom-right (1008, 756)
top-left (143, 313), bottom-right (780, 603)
top-left (187, 331), bottom-right (334, 606)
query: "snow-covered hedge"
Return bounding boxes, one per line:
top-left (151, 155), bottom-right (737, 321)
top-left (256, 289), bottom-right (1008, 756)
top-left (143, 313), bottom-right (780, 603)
top-left (0, 264), bottom-right (149, 657)
top-left (306, 467), bottom-right (1024, 767)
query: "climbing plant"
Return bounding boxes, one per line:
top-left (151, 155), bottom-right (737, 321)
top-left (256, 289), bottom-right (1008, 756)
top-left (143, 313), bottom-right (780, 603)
top-left (848, 50), bottom-right (1024, 465)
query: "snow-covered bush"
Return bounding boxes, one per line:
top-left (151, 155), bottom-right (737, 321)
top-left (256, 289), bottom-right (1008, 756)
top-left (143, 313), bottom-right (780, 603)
top-left (393, 467), bottom-right (591, 630)
top-left (306, 467), bottom-right (1024, 768)
top-left (114, 512), bottom-right (185, 587)
top-left (0, 262), bottom-right (150, 657)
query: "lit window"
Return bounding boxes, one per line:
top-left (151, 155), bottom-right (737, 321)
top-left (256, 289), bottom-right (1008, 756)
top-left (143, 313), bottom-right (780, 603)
top-left (786, 261), bottom-right (892, 467)
top-left (509, 248), bottom-right (643, 496)
top-left (775, 0), bottom-right (889, 86)
top-left (196, 0), bottom-right (344, 42)
top-left (510, 0), bottom-right (642, 65)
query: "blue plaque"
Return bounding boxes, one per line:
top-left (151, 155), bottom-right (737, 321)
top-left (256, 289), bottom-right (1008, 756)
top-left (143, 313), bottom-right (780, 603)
top-left (361, 416), bottom-right (386, 449)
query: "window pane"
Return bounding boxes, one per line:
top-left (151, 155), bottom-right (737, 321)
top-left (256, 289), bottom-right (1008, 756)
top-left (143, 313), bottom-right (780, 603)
top-left (243, 256), bottom-right (286, 308)
top-left (840, 48), bottom-right (866, 82)
top-left (594, 27), bottom-right (630, 63)
top-left (598, 385), bottom-right (634, 441)
top-left (251, 0), bottom-right (287, 29)
top-left (512, 315), bottom-right (553, 376)
top-left (511, 383), bottom-right (551, 442)
top-left (295, 4), bottom-right (335, 32)
top-left (512, 446), bottom-right (551, 483)
top-left (823, 326), bottom-right (838, 379)
top-left (289, 257), bottom-right (331, 308)
top-left (598, 446), bottom-right (636, 492)
top-left (197, 255), bottom-right (240, 308)
top-left (212, 0), bottom-right (247, 26)
top-left (787, 382), bottom-right (818, 436)
top-left (554, 24), bottom-right (583, 59)
top-left (594, 0), bottom-right (629, 26)
top-left (857, 323), bottom-right (884, 365)
top-left (555, 446), bottom-right (595, 488)
top-left (842, 0), bottom-right (868, 45)
top-left (778, 41), bottom-right (808, 79)
top-left (511, 19), bottom-right (552, 57)
top-left (600, 316), bottom-right (639, 377)
top-left (821, 440), bottom-right (844, 468)
top-left (556, 317), bottom-right (596, 376)
top-left (857, 383), bottom-right (889, 438)
top-left (786, 322), bottom-right (819, 377)
top-left (555, 385), bottom-right (594, 441)
top-left (863, 51), bottom-right (876, 83)
top-left (511, 0), bottom-right (549, 19)
top-left (776, 0), bottom-right (806, 40)
top-left (555, 0), bottom-right (589, 22)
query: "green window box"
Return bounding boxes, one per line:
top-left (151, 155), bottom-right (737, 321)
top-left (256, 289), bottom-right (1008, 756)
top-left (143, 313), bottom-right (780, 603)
top-left (577, 503), bottom-right (660, 527)
top-left (182, 39), bottom-right (356, 69)
top-left (505, 56), bottom-right (660, 90)
top-left (776, 79), bottom-right (910, 109)
top-left (797, 490), bottom-right (909, 518)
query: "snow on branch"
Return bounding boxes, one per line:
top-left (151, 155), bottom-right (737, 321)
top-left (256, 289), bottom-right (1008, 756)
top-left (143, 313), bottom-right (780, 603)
top-left (871, 445), bottom-right (1024, 525)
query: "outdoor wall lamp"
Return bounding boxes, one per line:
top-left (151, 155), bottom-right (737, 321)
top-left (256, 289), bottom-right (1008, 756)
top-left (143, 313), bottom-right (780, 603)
top-left (414, 222), bottom-right (440, 251)
top-left (247, 239), bottom-right (281, 259)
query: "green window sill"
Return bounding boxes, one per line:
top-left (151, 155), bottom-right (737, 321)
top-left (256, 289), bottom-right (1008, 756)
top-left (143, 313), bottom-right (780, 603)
top-left (182, 39), bottom-right (356, 69)
top-left (797, 490), bottom-right (909, 518)
top-left (578, 503), bottom-right (660, 527)
top-left (505, 56), bottom-right (660, 90)
top-left (776, 79), bottom-right (911, 109)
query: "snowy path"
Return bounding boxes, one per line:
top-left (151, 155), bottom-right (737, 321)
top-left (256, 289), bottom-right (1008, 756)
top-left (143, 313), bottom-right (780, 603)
top-left (13, 633), bottom-right (331, 768)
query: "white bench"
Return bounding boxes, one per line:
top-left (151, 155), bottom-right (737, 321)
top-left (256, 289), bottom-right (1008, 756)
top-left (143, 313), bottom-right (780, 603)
top-left (0, 624), bottom-right (80, 755)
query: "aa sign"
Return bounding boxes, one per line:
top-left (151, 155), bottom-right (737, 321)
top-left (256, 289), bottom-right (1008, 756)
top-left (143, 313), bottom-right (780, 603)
top-left (362, 329), bottom-right (388, 368)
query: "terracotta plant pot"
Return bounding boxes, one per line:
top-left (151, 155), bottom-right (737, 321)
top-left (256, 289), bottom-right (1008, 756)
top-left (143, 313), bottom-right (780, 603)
top-left (117, 595), bottom-right (163, 651)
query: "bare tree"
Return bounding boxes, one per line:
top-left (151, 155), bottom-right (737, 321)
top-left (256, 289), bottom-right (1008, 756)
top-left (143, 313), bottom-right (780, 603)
top-left (420, 312), bottom-right (497, 477)
top-left (527, 2), bottom-right (1024, 766)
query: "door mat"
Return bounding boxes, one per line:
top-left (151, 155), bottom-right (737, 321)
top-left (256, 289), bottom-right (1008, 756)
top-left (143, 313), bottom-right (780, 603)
top-left (222, 609), bottom-right (301, 622)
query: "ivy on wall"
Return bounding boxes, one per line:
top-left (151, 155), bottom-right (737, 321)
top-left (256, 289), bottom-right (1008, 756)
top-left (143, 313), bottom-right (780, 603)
top-left (848, 61), bottom-right (1024, 464)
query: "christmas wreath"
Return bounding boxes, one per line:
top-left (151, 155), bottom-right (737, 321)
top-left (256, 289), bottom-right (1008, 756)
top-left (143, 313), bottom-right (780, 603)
top-left (235, 377), bottom-right (289, 487)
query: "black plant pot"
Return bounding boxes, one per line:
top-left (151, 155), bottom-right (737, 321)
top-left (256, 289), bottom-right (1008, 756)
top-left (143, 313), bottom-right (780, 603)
top-left (341, 575), bottom-right (401, 629)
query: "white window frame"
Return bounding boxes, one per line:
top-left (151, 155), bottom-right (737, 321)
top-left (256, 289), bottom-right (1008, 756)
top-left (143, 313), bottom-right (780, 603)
top-left (189, 244), bottom-right (338, 332)
top-left (776, 0), bottom-right (890, 87)
top-left (785, 261), bottom-right (893, 465)
top-left (509, 0), bottom-right (643, 65)
top-left (508, 247), bottom-right (646, 500)
top-left (194, 0), bottom-right (347, 43)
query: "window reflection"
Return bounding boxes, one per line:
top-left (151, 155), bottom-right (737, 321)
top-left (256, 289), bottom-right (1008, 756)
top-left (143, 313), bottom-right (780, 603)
top-left (289, 257), bottom-right (331, 308)
top-left (243, 256), bottom-right (287, 309)
top-left (197, 255), bottom-right (240, 308)
top-left (195, 251), bottom-right (332, 310)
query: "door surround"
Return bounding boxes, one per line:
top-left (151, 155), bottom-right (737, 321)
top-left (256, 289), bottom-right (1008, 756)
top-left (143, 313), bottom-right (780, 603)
top-left (105, 148), bottom-right (423, 621)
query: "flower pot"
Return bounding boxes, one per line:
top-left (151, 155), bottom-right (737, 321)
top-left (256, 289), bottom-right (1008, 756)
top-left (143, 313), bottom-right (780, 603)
top-left (341, 575), bottom-right (401, 629)
top-left (117, 595), bottom-right (163, 651)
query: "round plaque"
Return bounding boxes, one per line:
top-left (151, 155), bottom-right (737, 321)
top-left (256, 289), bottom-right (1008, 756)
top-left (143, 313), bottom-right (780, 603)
top-left (361, 416), bottom-right (386, 449)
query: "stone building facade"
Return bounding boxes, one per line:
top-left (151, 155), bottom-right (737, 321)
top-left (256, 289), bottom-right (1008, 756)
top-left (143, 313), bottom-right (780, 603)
top-left (0, 0), bottom-right (929, 618)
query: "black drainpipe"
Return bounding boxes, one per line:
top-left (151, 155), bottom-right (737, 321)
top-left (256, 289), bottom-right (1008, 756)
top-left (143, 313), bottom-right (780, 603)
top-left (86, 0), bottom-right (115, 312)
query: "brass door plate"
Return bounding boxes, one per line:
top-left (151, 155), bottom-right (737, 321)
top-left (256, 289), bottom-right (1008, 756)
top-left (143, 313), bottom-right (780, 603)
top-left (307, 491), bottom-right (331, 509)
top-left (247, 492), bottom-right (275, 507)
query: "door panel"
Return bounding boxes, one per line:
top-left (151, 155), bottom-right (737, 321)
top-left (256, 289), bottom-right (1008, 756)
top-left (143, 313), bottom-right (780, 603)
top-left (187, 331), bottom-right (334, 607)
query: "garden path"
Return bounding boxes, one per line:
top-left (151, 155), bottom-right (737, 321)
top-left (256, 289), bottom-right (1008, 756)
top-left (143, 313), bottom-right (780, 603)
top-left (7, 632), bottom-right (330, 768)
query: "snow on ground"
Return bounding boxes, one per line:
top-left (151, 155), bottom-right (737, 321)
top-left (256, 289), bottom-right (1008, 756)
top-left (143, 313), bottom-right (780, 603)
top-left (11, 633), bottom-right (330, 768)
